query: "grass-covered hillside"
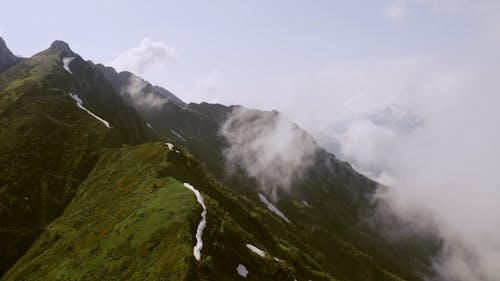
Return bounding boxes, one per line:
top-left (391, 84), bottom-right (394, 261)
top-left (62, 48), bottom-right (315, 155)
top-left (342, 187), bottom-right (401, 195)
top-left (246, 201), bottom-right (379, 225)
top-left (4, 142), bottom-right (408, 281)
top-left (1, 38), bottom-right (441, 281)
top-left (2, 144), bottom-right (199, 280)
top-left (0, 39), bottom-right (154, 275)
top-left (96, 68), bottom-right (441, 280)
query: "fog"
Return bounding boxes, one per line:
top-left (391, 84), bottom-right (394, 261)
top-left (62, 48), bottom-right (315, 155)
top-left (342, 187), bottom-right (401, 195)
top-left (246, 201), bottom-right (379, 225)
top-left (105, 2), bottom-right (500, 279)
top-left (219, 107), bottom-right (318, 201)
top-left (113, 39), bottom-right (500, 281)
top-left (109, 38), bottom-right (178, 75)
top-left (123, 75), bottom-right (166, 109)
top-left (249, 57), bottom-right (499, 281)
top-left (208, 37), bottom-right (500, 281)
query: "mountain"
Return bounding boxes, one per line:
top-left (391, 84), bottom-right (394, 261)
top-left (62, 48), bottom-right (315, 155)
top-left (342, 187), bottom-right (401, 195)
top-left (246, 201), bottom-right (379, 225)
top-left (0, 37), bottom-right (22, 72)
top-left (97, 64), bottom-right (185, 109)
top-left (0, 38), bottom-right (441, 281)
top-left (0, 38), bottom-right (155, 275)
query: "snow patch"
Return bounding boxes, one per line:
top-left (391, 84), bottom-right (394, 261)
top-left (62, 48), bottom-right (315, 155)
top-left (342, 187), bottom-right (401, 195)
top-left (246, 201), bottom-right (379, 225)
top-left (302, 200), bottom-right (310, 207)
top-left (183, 183), bottom-right (207, 261)
top-left (258, 193), bottom-right (290, 223)
top-left (246, 244), bottom-right (265, 257)
top-left (62, 57), bottom-right (75, 73)
top-left (171, 130), bottom-right (187, 142)
top-left (236, 264), bottom-right (249, 278)
top-left (69, 93), bottom-right (110, 128)
top-left (146, 123), bottom-right (153, 128)
top-left (165, 143), bottom-right (174, 150)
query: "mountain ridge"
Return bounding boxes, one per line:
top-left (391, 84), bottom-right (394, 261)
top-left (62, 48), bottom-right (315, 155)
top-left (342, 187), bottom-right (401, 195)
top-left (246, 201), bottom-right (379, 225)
top-left (0, 38), bottom-right (441, 281)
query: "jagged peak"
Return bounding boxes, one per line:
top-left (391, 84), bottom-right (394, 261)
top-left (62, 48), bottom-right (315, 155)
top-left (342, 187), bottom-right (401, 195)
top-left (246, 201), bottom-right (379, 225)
top-left (0, 36), bottom-right (14, 55)
top-left (50, 40), bottom-right (73, 52)
top-left (0, 36), bottom-right (22, 72)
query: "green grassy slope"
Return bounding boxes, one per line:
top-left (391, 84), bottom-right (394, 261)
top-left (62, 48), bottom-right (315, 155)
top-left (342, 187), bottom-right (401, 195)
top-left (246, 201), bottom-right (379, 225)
top-left (0, 41), bottom-right (155, 275)
top-left (116, 99), bottom-right (440, 280)
top-left (0, 40), bottom-right (440, 280)
top-left (3, 142), bottom-right (408, 281)
top-left (3, 144), bottom-right (197, 281)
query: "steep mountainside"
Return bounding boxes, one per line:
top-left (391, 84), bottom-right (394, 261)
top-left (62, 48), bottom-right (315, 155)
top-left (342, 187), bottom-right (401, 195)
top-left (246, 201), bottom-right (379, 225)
top-left (94, 65), bottom-right (441, 280)
top-left (0, 37), bottom-right (22, 72)
top-left (1, 38), bottom-right (441, 281)
top-left (0, 38), bottom-right (155, 275)
top-left (4, 143), bottom-right (343, 281)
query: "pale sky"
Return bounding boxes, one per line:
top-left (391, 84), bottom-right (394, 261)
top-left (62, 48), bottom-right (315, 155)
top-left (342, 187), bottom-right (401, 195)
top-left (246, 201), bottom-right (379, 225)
top-left (0, 0), bottom-right (490, 105)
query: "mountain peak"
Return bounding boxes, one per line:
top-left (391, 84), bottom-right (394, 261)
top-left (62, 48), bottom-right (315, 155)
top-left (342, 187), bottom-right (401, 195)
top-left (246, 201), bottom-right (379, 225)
top-left (0, 36), bottom-right (22, 72)
top-left (50, 40), bottom-right (72, 52)
top-left (0, 36), bottom-right (12, 54)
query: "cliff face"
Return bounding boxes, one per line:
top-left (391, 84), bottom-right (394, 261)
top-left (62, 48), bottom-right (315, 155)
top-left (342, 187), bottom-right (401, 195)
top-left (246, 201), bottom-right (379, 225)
top-left (0, 37), bottom-right (22, 72)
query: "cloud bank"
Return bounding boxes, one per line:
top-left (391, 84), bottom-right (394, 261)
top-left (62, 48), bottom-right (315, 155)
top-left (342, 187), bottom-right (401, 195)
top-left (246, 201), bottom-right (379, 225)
top-left (122, 75), bottom-right (166, 109)
top-left (219, 107), bottom-right (318, 201)
top-left (109, 38), bottom-right (178, 74)
top-left (259, 56), bottom-right (499, 281)
top-left (208, 2), bottom-right (500, 276)
top-left (104, 2), bottom-right (500, 279)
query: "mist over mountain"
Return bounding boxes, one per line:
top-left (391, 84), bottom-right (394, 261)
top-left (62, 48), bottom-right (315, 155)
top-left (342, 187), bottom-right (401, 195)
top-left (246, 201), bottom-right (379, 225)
top-left (1, 2), bottom-right (499, 280)
top-left (0, 37), bottom-right (447, 281)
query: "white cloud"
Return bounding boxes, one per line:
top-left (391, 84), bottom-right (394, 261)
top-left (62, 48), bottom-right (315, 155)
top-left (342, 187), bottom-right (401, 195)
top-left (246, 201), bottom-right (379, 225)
top-left (123, 75), bottom-right (166, 109)
top-left (109, 38), bottom-right (178, 74)
top-left (220, 107), bottom-right (318, 201)
top-left (210, 52), bottom-right (500, 280)
top-left (383, 0), bottom-right (410, 21)
top-left (269, 56), bottom-right (500, 280)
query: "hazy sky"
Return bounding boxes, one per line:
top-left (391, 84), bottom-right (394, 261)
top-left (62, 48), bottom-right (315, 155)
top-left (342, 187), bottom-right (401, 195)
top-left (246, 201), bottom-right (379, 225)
top-left (2, 1), bottom-right (500, 280)
top-left (0, 0), bottom-right (488, 105)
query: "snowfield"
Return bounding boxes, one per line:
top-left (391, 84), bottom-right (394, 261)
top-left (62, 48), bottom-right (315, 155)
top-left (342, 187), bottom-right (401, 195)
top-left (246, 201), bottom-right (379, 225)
top-left (246, 244), bottom-right (266, 257)
top-left (236, 264), bottom-right (249, 278)
top-left (62, 57), bottom-right (75, 73)
top-left (183, 183), bottom-right (207, 261)
top-left (258, 193), bottom-right (290, 223)
top-left (69, 93), bottom-right (110, 128)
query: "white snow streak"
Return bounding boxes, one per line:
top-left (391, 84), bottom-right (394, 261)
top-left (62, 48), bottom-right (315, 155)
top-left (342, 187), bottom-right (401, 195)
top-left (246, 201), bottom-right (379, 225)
top-left (146, 123), bottom-right (153, 128)
top-left (62, 57), bottom-right (75, 73)
top-left (183, 183), bottom-right (207, 261)
top-left (165, 142), bottom-right (174, 150)
top-left (236, 264), bottom-right (249, 278)
top-left (302, 200), bottom-right (310, 207)
top-left (246, 244), bottom-right (266, 257)
top-left (171, 130), bottom-right (187, 142)
top-left (258, 193), bottom-right (290, 223)
top-left (69, 93), bottom-right (110, 128)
